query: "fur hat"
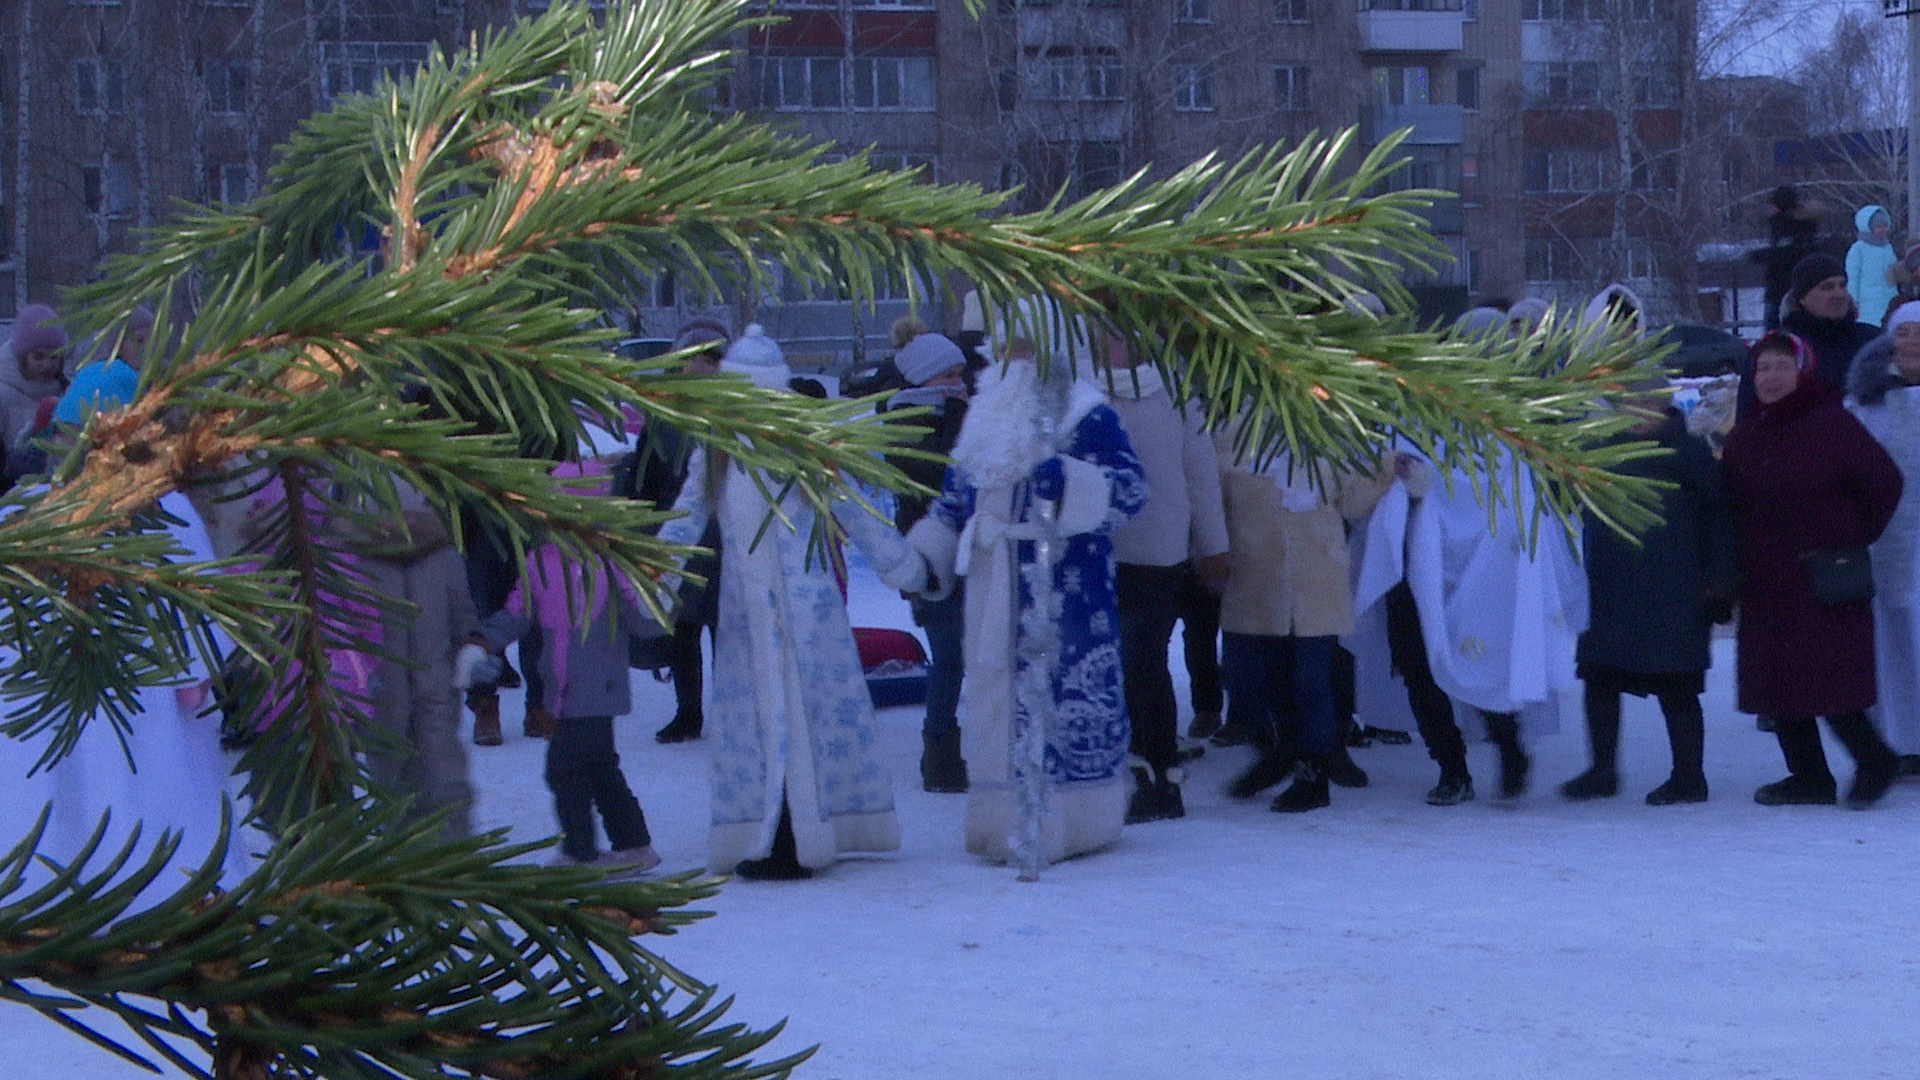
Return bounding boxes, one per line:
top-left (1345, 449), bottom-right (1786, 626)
top-left (894, 332), bottom-right (965, 386)
top-left (1789, 253), bottom-right (1846, 301)
top-left (8, 304), bottom-right (68, 356)
top-left (720, 323), bottom-right (791, 390)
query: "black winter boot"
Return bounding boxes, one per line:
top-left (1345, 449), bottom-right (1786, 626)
top-left (1559, 766), bottom-right (1619, 801)
top-left (1486, 712), bottom-right (1531, 800)
top-left (1426, 751), bottom-right (1474, 806)
top-left (1271, 759), bottom-right (1331, 813)
top-left (1828, 712), bottom-right (1899, 809)
top-left (655, 711), bottom-right (703, 744)
top-left (1228, 748), bottom-right (1296, 800)
top-left (1655, 692), bottom-right (1708, 805)
top-left (1125, 762), bottom-right (1186, 824)
top-left (1325, 744), bottom-right (1370, 788)
top-left (735, 799), bottom-right (814, 881)
top-left (1186, 711), bottom-right (1223, 740)
top-left (920, 729), bottom-right (970, 794)
top-left (1756, 716), bottom-right (1836, 805)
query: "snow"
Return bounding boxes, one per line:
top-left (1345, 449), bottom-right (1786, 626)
top-left (6, 560), bottom-right (1920, 1078)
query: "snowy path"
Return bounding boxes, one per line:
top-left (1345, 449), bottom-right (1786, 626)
top-left (5, 565), bottom-right (1920, 1078)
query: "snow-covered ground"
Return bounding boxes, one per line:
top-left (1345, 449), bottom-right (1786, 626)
top-left (6, 561), bottom-right (1920, 1078)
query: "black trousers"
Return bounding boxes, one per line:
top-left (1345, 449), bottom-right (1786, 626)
top-left (1384, 581), bottom-right (1467, 772)
top-left (546, 715), bottom-right (650, 862)
top-left (1177, 568), bottom-right (1223, 716)
top-left (666, 620), bottom-right (710, 721)
top-left (1119, 562), bottom-right (1188, 774)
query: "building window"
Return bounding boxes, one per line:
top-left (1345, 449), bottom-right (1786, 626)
top-left (1465, 248), bottom-right (1483, 293)
top-left (1524, 60), bottom-right (1601, 104)
top-left (1630, 149), bottom-right (1675, 191)
top-left (319, 42), bottom-right (432, 102)
top-left (753, 56), bottom-right (934, 112)
top-left (1630, 62), bottom-right (1676, 107)
top-left (1175, 0), bottom-right (1212, 21)
top-left (1456, 66), bottom-right (1479, 110)
top-left (1174, 65), bottom-right (1215, 111)
top-left (1275, 0), bottom-right (1312, 21)
top-left (1275, 66), bottom-right (1312, 111)
top-left (105, 161), bottom-right (134, 217)
top-left (1371, 66), bottom-right (1431, 106)
top-left (1522, 0), bottom-right (1590, 19)
top-left (208, 61), bottom-right (248, 116)
top-left (1625, 239), bottom-right (1660, 278)
top-left (75, 59), bottom-right (122, 113)
top-left (1361, 0), bottom-right (1464, 9)
top-left (750, 56), bottom-right (840, 109)
top-left (1077, 142), bottom-right (1123, 193)
top-left (852, 56), bottom-right (936, 111)
top-left (1030, 48), bottom-right (1123, 102)
top-left (1381, 146), bottom-right (1456, 193)
top-left (1087, 52), bottom-right (1124, 100)
top-left (1461, 153), bottom-right (1479, 204)
top-left (82, 165), bottom-right (102, 214)
top-left (1523, 147), bottom-right (1610, 193)
top-left (220, 164), bottom-right (252, 205)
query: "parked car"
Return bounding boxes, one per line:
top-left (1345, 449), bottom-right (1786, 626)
top-left (1656, 323), bottom-right (1747, 378)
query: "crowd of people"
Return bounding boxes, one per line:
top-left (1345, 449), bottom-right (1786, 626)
top-left (7, 247), bottom-right (1920, 885)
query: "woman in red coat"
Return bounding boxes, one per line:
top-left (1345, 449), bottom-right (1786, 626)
top-left (1724, 331), bottom-right (1905, 808)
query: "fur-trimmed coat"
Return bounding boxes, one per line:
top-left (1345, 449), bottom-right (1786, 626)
top-left (907, 368), bottom-right (1147, 865)
top-left (659, 443), bottom-right (900, 874)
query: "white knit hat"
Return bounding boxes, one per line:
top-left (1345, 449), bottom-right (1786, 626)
top-left (720, 323), bottom-right (791, 390)
top-left (894, 332), bottom-right (965, 386)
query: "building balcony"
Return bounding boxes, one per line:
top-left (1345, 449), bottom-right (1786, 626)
top-left (1357, 1), bottom-right (1465, 53)
top-left (1362, 103), bottom-right (1465, 146)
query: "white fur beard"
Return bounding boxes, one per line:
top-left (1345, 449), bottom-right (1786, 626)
top-left (952, 363), bottom-right (1051, 492)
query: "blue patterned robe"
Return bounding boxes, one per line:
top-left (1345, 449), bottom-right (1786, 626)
top-left (661, 448), bottom-right (900, 872)
top-left (917, 388), bottom-right (1146, 863)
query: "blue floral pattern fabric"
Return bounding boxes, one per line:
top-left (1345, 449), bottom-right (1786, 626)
top-left (663, 451), bottom-right (899, 871)
top-left (931, 403), bottom-right (1146, 787)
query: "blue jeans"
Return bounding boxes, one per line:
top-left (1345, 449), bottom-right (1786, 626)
top-left (913, 585), bottom-right (965, 740)
top-left (1221, 632), bottom-right (1338, 758)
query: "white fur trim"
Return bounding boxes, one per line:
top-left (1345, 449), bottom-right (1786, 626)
top-left (906, 516), bottom-right (960, 600)
top-left (1053, 455), bottom-right (1112, 538)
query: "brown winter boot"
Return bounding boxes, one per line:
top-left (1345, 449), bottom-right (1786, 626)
top-left (471, 696), bottom-right (504, 746)
top-left (524, 705), bottom-right (557, 740)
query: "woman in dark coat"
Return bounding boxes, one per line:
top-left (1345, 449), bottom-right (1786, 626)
top-left (1723, 331), bottom-right (1905, 808)
top-left (1561, 392), bottom-right (1737, 805)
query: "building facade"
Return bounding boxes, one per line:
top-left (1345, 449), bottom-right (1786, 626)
top-left (2, 0), bottom-right (1698, 341)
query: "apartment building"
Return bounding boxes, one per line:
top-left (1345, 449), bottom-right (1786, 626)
top-left (1, 0), bottom-right (516, 321)
top-left (4, 0), bottom-right (1696, 338)
top-left (1516, 0), bottom-right (1695, 317)
top-left (740, 0), bottom-right (1533, 331)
